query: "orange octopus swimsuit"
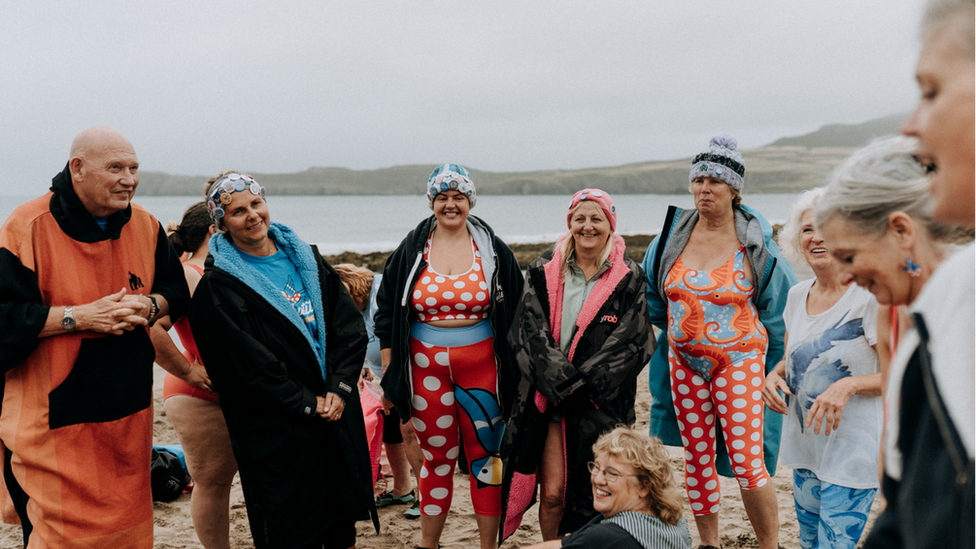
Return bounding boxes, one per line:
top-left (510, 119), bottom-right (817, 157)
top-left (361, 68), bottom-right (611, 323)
top-left (665, 246), bottom-right (770, 515)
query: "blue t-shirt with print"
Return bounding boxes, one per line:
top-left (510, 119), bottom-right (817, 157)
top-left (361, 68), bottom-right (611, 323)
top-left (238, 249), bottom-right (322, 356)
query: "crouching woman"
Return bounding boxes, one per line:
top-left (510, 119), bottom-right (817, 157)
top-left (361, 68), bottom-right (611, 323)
top-left (524, 426), bottom-right (691, 549)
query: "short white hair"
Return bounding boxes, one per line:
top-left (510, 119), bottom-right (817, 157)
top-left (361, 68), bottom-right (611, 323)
top-left (779, 187), bottom-right (826, 267)
top-left (815, 136), bottom-right (950, 239)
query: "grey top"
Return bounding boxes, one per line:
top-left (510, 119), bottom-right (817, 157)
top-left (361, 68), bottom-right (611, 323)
top-left (561, 511), bottom-right (692, 549)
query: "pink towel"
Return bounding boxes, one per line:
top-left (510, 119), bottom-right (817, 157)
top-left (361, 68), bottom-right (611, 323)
top-left (360, 388), bottom-right (385, 489)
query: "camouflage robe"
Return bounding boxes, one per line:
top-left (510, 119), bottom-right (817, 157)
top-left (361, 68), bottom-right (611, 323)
top-left (499, 235), bottom-right (655, 541)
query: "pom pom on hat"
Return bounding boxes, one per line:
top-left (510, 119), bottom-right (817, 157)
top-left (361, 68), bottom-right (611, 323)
top-left (689, 134), bottom-right (746, 190)
top-left (709, 135), bottom-right (738, 150)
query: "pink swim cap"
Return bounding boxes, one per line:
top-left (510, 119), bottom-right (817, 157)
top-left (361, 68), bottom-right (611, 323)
top-left (567, 188), bottom-right (616, 232)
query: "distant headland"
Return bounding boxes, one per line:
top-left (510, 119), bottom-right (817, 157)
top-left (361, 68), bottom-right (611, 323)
top-left (137, 114), bottom-right (906, 197)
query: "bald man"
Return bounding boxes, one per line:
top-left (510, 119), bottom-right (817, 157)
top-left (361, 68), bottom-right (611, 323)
top-left (0, 126), bottom-right (189, 548)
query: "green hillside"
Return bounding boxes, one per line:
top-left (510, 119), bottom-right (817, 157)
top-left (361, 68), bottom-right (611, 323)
top-left (137, 114), bottom-right (907, 196)
top-left (767, 113), bottom-right (905, 148)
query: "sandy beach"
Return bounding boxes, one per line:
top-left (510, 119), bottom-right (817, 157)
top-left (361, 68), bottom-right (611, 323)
top-left (0, 235), bottom-right (859, 549)
top-left (0, 353), bottom-right (879, 549)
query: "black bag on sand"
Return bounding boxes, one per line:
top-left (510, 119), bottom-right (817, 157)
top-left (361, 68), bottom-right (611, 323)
top-left (151, 448), bottom-right (190, 502)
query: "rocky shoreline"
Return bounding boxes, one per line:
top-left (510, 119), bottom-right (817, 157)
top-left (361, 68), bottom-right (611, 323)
top-left (323, 224), bottom-right (973, 275)
top-left (323, 234), bottom-right (659, 272)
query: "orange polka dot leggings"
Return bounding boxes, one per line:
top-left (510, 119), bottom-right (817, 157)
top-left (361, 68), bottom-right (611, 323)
top-left (669, 352), bottom-right (771, 515)
top-left (408, 320), bottom-right (502, 517)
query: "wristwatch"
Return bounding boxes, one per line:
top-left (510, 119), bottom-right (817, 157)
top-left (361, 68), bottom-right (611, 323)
top-left (146, 295), bottom-right (159, 324)
top-left (61, 306), bottom-right (76, 331)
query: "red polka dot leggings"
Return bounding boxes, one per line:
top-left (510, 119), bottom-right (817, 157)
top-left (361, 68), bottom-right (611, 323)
top-left (669, 351), bottom-right (771, 515)
top-left (409, 321), bottom-right (502, 517)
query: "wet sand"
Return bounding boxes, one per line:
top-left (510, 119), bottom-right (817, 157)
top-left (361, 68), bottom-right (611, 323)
top-left (0, 358), bottom-right (880, 548)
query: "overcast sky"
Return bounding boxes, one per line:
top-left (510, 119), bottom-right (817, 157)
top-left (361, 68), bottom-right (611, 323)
top-left (0, 1), bottom-right (925, 195)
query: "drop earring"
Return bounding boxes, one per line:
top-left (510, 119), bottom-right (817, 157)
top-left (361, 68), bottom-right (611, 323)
top-left (903, 257), bottom-right (922, 277)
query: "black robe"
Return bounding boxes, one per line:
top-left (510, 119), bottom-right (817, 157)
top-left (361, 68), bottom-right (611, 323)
top-left (500, 238), bottom-right (655, 541)
top-left (190, 246), bottom-right (378, 548)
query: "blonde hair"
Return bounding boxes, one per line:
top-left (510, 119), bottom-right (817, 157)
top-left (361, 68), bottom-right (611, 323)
top-left (591, 426), bottom-right (684, 525)
top-left (561, 201), bottom-right (614, 275)
top-left (333, 264), bottom-right (374, 306)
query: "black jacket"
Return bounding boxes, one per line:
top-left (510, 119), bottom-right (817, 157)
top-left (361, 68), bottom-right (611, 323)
top-left (190, 239), bottom-right (378, 548)
top-left (500, 236), bottom-right (654, 539)
top-left (374, 214), bottom-right (524, 419)
top-left (864, 314), bottom-right (974, 549)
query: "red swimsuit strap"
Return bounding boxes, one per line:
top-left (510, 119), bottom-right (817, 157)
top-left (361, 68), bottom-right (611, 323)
top-left (890, 306), bottom-right (899, 351)
top-left (183, 262), bottom-right (205, 276)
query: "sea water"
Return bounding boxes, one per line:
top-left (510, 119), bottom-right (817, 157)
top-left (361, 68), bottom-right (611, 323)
top-left (0, 193), bottom-right (800, 255)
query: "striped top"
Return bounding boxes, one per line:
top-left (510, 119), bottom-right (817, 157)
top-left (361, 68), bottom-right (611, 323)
top-left (561, 511), bottom-right (691, 549)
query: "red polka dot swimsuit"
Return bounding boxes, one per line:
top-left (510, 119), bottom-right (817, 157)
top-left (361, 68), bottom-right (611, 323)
top-left (665, 247), bottom-right (770, 515)
top-left (411, 238), bottom-right (491, 322)
top-left (406, 236), bottom-right (502, 517)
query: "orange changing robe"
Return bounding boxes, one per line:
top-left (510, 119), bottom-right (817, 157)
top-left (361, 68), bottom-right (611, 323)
top-left (0, 165), bottom-right (189, 548)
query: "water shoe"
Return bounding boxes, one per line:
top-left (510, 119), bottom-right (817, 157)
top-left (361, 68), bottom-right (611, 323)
top-left (374, 490), bottom-right (416, 507)
top-left (403, 500), bottom-right (421, 519)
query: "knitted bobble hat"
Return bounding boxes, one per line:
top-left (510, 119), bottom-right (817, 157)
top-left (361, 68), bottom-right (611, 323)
top-left (689, 135), bottom-right (746, 190)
